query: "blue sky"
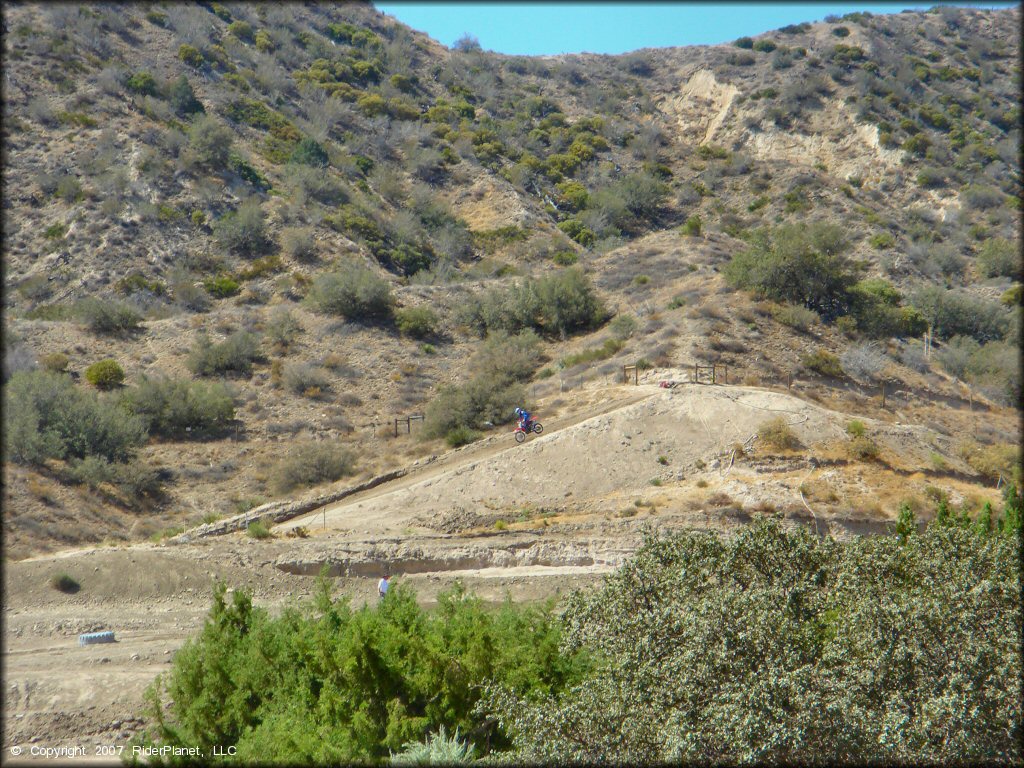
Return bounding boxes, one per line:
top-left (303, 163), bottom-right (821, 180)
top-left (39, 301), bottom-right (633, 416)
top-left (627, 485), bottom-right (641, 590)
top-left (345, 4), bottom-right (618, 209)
top-left (374, 2), bottom-right (1019, 55)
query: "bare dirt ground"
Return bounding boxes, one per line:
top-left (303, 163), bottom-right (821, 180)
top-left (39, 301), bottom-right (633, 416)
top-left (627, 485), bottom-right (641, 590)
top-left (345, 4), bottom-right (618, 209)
top-left (3, 379), bottom-right (1010, 762)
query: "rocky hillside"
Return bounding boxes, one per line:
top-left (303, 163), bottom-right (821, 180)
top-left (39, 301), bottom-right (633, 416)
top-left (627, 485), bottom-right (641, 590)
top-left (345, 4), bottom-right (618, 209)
top-left (2, 3), bottom-right (1020, 558)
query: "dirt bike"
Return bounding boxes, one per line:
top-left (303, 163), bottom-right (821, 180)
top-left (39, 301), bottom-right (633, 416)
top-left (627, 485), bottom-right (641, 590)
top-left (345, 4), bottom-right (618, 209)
top-left (514, 419), bottom-right (543, 443)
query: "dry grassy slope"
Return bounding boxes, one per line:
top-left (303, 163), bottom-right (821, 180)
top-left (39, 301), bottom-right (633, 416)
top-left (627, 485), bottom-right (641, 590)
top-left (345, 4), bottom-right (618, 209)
top-left (2, 4), bottom-right (1020, 558)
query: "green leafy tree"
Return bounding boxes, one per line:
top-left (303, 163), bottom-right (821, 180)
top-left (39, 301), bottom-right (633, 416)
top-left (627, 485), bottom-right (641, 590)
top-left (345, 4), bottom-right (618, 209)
top-left (169, 75), bottom-right (204, 116)
top-left (484, 519), bottom-right (1021, 764)
top-left (724, 223), bottom-right (861, 320)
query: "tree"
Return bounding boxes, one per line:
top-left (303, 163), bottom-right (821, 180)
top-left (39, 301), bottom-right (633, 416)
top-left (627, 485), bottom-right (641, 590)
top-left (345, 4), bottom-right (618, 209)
top-left (724, 223), bottom-right (861, 320)
top-left (484, 519), bottom-right (1021, 764)
top-left (3, 370), bottom-right (146, 466)
top-left (169, 75), bottom-right (204, 116)
top-left (453, 33), bottom-right (482, 52)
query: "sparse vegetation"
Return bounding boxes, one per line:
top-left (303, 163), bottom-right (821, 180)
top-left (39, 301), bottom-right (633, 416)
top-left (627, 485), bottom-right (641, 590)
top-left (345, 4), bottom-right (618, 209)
top-left (757, 417), bottom-right (800, 450)
top-left (78, 298), bottom-right (142, 335)
top-left (802, 350), bottom-right (844, 378)
top-left (246, 521), bottom-right (272, 539)
top-left (187, 332), bottom-right (262, 377)
top-left (269, 442), bottom-right (356, 493)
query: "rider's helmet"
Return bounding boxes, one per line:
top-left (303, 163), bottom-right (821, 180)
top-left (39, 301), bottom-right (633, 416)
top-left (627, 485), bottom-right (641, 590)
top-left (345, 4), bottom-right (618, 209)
top-left (514, 407), bottom-right (523, 418)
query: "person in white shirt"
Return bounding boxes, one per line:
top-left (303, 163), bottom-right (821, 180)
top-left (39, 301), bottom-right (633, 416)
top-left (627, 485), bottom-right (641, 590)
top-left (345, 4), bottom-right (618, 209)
top-left (377, 573), bottom-right (390, 601)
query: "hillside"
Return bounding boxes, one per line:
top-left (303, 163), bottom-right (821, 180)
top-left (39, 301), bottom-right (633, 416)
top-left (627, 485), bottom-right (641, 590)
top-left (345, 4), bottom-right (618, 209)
top-left (2, 3), bottom-right (1021, 558)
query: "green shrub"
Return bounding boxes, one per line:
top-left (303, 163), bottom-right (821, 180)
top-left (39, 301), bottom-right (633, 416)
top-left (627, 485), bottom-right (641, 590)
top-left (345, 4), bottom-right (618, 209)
top-left (557, 218), bottom-right (596, 246)
top-left (289, 136), bottom-right (329, 167)
top-left (802, 350), bottom-right (844, 378)
top-left (227, 20), bottom-right (254, 42)
top-left (55, 176), bottom-right (83, 203)
top-left (757, 417), bottom-right (801, 450)
top-left (609, 314), bottom-right (638, 340)
top-left (869, 232), bottom-right (895, 250)
top-left (680, 215), bottom-right (702, 236)
top-left (126, 71), bottom-right (158, 96)
top-left (753, 39), bottom-right (777, 52)
top-left (423, 373), bottom-right (524, 441)
top-left (910, 286), bottom-right (1011, 343)
top-left (848, 279), bottom-right (927, 339)
top-left (281, 227), bottom-right (317, 261)
top-left (246, 521), bottom-right (272, 539)
top-left (270, 442), bottom-right (356, 493)
top-left (169, 75), bottom-right (204, 116)
top-left (976, 238), bottom-right (1020, 279)
top-left (121, 376), bottom-right (235, 438)
top-left (772, 303), bottom-right (819, 332)
top-left (560, 339), bottom-right (624, 368)
top-left (43, 222), bottom-right (67, 240)
top-left (282, 363), bottom-right (330, 397)
top-left (40, 352), bottom-right (69, 373)
top-left (214, 200), bottom-right (272, 257)
top-left (445, 425), bottom-right (482, 447)
top-left (265, 308), bottom-right (303, 350)
top-left (305, 264), bottom-right (394, 321)
top-left (961, 185), bottom-right (1004, 211)
top-left (139, 576), bottom-right (582, 762)
top-left (178, 44), bottom-right (204, 67)
top-left (56, 111), bottom-right (98, 128)
top-left (724, 223), bottom-right (858, 321)
top-left (734, 36), bottom-right (754, 48)
top-left (484, 517), bottom-right (1020, 763)
top-left (17, 275), bottom-right (51, 301)
top-left (203, 275), bottom-right (240, 298)
top-left (50, 573), bottom-right (80, 593)
top-left (85, 359), bottom-right (125, 389)
top-left (187, 331), bottom-right (261, 377)
top-left (3, 370), bottom-right (147, 466)
top-left (116, 272), bottom-right (166, 297)
top-left (459, 267), bottom-right (606, 338)
top-left (395, 306), bottom-right (439, 339)
top-left (902, 133), bottom-right (931, 156)
top-left (552, 250), bottom-right (579, 266)
top-left (846, 419), bottom-right (866, 438)
top-left (187, 114), bottom-right (233, 170)
top-left (848, 434), bottom-right (879, 460)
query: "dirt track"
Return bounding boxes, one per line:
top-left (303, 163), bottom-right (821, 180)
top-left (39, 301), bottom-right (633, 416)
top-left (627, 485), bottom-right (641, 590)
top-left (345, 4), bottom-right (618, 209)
top-left (2, 380), bottom-right (996, 761)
